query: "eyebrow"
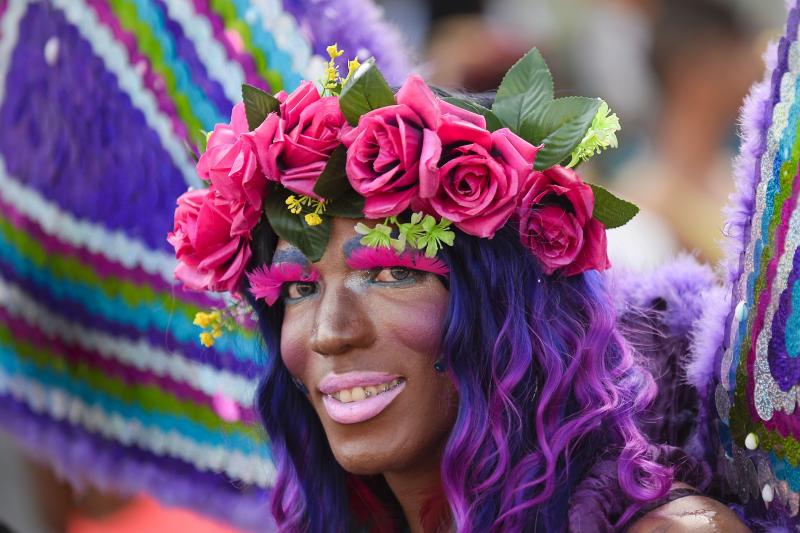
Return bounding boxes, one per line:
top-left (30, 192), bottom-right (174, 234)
top-left (342, 236), bottom-right (365, 259)
top-left (272, 248), bottom-right (309, 266)
top-left (344, 241), bottom-right (450, 276)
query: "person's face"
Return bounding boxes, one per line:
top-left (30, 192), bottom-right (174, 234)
top-left (276, 217), bottom-right (458, 475)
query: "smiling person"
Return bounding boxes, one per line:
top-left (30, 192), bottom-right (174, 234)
top-left (168, 47), bottom-right (747, 532)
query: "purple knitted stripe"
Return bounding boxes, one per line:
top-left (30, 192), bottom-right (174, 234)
top-left (190, 0), bottom-right (267, 90)
top-left (0, 4), bottom-right (187, 251)
top-left (84, 0), bottom-right (187, 140)
top-left (153, 0), bottom-right (233, 114)
top-left (3, 308), bottom-right (259, 425)
top-left (0, 261), bottom-right (263, 378)
top-left (0, 393), bottom-right (273, 532)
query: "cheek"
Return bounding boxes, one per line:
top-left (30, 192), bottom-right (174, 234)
top-left (377, 283), bottom-right (449, 359)
top-left (279, 310), bottom-right (310, 379)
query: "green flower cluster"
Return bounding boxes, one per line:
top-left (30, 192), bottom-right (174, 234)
top-left (355, 212), bottom-right (455, 257)
top-left (567, 101), bottom-right (621, 168)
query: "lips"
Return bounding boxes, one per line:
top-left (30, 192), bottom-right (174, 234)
top-left (318, 371), bottom-right (406, 424)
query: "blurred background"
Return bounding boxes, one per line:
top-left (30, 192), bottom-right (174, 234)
top-left (0, 0), bottom-right (787, 532)
top-left (383, 0), bottom-right (784, 269)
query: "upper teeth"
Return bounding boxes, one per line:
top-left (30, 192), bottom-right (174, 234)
top-left (329, 379), bottom-right (404, 403)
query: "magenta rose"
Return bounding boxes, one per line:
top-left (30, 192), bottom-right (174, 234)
top-left (341, 75), bottom-right (456, 218)
top-left (253, 81), bottom-right (345, 198)
top-left (167, 188), bottom-right (252, 293)
top-left (517, 166), bottom-right (610, 276)
top-left (419, 127), bottom-right (539, 238)
top-left (197, 102), bottom-right (267, 236)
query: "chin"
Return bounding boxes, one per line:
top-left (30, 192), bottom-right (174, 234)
top-left (326, 435), bottom-right (406, 475)
top-left (322, 414), bottom-right (455, 480)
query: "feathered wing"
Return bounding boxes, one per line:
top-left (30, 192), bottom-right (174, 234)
top-left (0, 1), bottom-right (408, 530)
top-left (682, 0), bottom-right (800, 525)
top-left (613, 256), bottom-right (720, 453)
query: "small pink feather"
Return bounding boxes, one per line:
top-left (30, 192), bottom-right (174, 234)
top-left (346, 246), bottom-right (449, 276)
top-left (247, 263), bottom-right (319, 305)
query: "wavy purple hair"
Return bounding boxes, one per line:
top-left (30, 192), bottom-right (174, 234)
top-left (248, 224), bottom-right (674, 532)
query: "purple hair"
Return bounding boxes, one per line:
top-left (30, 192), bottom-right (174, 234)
top-left (248, 224), bottom-right (674, 532)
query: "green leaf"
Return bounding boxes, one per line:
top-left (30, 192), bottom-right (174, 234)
top-left (312, 145), bottom-right (365, 218)
top-left (589, 184), bottom-right (639, 229)
top-left (184, 127), bottom-right (210, 163)
top-left (520, 97), bottom-right (602, 170)
top-left (442, 97), bottom-right (504, 132)
top-left (241, 84), bottom-right (281, 131)
top-left (183, 139), bottom-right (199, 164)
top-left (324, 192), bottom-right (365, 218)
top-left (492, 48), bottom-right (554, 131)
top-left (312, 145), bottom-right (348, 199)
top-left (339, 58), bottom-right (396, 126)
top-left (264, 187), bottom-right (331, 262)
top-left (196, 129), bottom-right (208, 154)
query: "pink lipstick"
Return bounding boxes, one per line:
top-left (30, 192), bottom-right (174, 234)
top-left (318, 372), bottom-right (406, 424)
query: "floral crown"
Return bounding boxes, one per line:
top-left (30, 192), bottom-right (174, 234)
top-left (169, 45), bottom-right (637, 309)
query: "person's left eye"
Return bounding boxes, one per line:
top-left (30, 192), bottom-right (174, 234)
top-left (371, 266), bottom-right (417, 283)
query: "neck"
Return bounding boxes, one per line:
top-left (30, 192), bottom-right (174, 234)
top-left (383, 452), bottom-right (445, 533)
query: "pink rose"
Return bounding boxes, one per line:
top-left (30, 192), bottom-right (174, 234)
top-left (197, 103), bottom-right (267, 236)
top-left (517, 166), bottom-right (610, 276)
top-left (419, 128), bottom-right (538, 238)
top-left (253, 81), bottom-right (345, 198)
top-left (168, 188), bottom-right (252, 293)
top-left (341, 75), bottom-right (455, 218)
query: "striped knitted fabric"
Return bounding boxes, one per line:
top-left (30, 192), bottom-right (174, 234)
top-left (0, 1), bottom-right (408, 530)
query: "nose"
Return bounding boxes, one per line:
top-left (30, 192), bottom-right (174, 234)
top-left (309, 282), bottom-right (376, 356)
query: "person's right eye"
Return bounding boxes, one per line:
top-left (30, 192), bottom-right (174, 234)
top-left (284, 281), bottom-right (317, 301)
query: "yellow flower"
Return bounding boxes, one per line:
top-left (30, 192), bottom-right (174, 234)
top-left (211, 326), bottom-right (223, 339)
top-left (347, 58), bottom-right (361, 79)
top-left (199, 332), bottom-right (215, 348)
top-left (285, 195), bottom-right (304, 215)
top-left (193, 311), bottom-right (212, 328)
top-left (326, 43), bottom-right (344, 59)
top-left (324, 64), bottom-right (339, 88)
top-left (305, 213), bottom-right (323, 226)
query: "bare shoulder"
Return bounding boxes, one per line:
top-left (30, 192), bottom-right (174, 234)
top-left (626, 494), bottom-right (751, 533)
